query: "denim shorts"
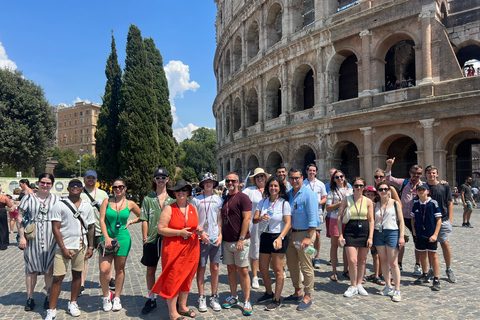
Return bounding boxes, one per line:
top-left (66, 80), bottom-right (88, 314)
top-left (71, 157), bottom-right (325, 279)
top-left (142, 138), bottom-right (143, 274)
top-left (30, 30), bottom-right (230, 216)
top-left (373, 229), bottom-right (399, 248)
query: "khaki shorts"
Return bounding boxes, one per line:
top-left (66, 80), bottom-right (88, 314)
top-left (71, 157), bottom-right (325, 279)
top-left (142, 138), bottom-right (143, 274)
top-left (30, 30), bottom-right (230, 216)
top-left (223, 239), bottom-right (250, 268)
top-left (53, 246), bottom-right (86, 276)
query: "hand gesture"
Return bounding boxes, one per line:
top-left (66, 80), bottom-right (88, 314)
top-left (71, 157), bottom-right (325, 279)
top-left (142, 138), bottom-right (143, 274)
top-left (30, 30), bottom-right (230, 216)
top-left (386, 157), bottom-right (395, 166)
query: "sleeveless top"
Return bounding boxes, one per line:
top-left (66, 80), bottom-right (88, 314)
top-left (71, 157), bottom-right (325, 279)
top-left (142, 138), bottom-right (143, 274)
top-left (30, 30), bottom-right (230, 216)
top-left (348, 196), bottom-right (368, 220)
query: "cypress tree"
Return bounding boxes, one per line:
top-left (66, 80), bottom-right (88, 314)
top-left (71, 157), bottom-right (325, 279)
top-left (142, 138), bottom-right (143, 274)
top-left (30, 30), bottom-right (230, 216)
top-left (95, 32), bottom-right (122, 187)
top-left (118, 24), bottom-right (160, 200)
top-left (144, 37), bottom-right (176, 177)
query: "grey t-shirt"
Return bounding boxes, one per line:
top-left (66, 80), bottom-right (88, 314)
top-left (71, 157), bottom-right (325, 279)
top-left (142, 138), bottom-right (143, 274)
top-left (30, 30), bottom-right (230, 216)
top-left (460, 184), bottom-right (473, 201)
top-left (427, 183), bottom-right (452, 220)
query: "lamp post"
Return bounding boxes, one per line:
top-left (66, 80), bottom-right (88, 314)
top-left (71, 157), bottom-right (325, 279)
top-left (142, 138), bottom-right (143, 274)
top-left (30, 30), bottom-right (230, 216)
top-left (77, 148), bottom-right (84, 177)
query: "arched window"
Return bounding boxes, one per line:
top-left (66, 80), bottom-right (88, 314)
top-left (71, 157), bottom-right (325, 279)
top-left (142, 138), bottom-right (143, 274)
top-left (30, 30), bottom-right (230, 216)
top-left (266, 4), bottom-right (282, 49)
top-left (385, 40), bottom-right (416, 91)
top-left (247, 22), bottom-right (259, 61)
top-left (266, 78), bottom-right (282, 120)
top-left (233, 36), bottom-right (242, 72)
top-left (339, 55), bottom-right (358, 100)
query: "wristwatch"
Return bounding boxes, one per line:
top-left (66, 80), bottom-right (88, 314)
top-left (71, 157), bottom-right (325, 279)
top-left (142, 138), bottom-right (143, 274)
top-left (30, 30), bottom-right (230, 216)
top-left (280, 235), bottom-right (285, 240)
top-left (239, 236), bottom-right (245, 241)
top-left (306, 233), bottom-right (312, 238)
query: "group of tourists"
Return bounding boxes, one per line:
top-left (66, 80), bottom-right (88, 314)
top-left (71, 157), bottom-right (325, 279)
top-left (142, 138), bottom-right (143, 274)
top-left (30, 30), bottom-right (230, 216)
top-left (14, 156), bottom-right (469, 320)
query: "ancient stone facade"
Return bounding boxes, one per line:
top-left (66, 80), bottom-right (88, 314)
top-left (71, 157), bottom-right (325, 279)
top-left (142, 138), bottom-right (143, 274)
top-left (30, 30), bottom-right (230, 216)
top-left (213, 0), bottom-right (480, 187)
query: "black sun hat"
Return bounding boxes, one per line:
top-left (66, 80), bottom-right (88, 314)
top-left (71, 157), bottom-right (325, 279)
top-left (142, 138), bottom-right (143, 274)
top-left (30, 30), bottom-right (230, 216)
top-left (167, 180), bottom-right (193, 199)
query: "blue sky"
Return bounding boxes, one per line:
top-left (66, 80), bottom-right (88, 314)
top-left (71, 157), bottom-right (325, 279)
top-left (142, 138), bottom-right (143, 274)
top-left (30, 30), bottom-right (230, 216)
top-left (0, 1), bottom-right (218, 141)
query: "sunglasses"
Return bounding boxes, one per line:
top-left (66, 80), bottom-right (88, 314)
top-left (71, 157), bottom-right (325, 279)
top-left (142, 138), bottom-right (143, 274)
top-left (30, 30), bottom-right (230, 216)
top-left (374, 175), bottom-right (385, 179)
top-left (410, 171), bottom-right (422, 176)
top-left (175, 187), bottom-right (190, 192)
top-left (69, 182), bottom-right (83, 188)
top-left (225, 179), bottom-right (237, 184)
top-left (353, 184), bottom-right (365, 188)
top-left (112, 185), bottom-right (125, 190)
top-left (334, 175), bottom-right (344, 179)
top-left (255, 174), bottom-right (266, 178)
top-left (155, 176), bottom-right (168, 181)
top-left (377, 187), bottom-right (389, 192)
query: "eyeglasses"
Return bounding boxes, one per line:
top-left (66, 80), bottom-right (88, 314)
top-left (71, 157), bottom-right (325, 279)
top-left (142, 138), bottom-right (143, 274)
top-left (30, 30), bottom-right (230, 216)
top-left (289, 176), bottom-right (302, 181)
top-left (39, 181), bottom-right (52, 186)
top-left (225, 179), bottom-right (237, 184)
top-left (353, 184), bottom-right (365, 188)
top-left (334, 175), bottom-right (344, 179)
top-left (112, 185), bottom-right (125, 190)
top-left (374, 175), bottom-right (385, 179)
top-left (410, 171), bottom-right (422, 176)
top-left (377, 187), bottom-right (389, 192)
top-left (155, 176), bottom-right (168, 181)
top-left (69, 182), bottom-right (83, 188)
top-left (176, 187), bottom-right (190, 192)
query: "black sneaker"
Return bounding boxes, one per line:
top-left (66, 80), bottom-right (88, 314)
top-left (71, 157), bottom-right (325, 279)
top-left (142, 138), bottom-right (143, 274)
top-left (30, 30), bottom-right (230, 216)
top-left (462, 222), bottom-right (467, 227)
top-left (256, 292), bottom-right (274, 303)
top-left (43, 296), bottom-right (50, 309)
top-left (141, 299), bottom-right (157, 314)
top-left (24, 298), bottom-right (35, 311)
top-left (109, 278), bottom-right (116, 291)
top-left (467, 222), bottom-right (474, 228)
top-left (265, 298), bottom-right (280, 311)
top-left (78, 286), bottom-right (85, 297)
top-left (414, 274), bottom-right (429, 285)
top-left (432, 279), bottom-right (441, 291)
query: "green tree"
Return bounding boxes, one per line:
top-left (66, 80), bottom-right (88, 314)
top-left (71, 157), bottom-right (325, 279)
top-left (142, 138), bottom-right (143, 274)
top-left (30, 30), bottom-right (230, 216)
top-left (54, 148), bottom-right (79, 177)
top-left (0, 69), bottom-right (56, 173)
top-left (144, 37), bottom-right (176, 176)
top-left (177, 127), bottom-right (216, 181)
top-left (118, 24), bottom-right (160, 200)
top-left (96, 33), bottom-right (122, 187)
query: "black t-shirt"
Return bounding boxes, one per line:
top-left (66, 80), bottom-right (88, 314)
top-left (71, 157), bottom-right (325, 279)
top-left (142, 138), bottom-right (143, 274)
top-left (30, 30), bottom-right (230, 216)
top-left (460, 184), bottom-right (473, 201)
top-left (221, 191), bottom-right (252, 242)
top-left (427, 183), bottom-right (452, 220)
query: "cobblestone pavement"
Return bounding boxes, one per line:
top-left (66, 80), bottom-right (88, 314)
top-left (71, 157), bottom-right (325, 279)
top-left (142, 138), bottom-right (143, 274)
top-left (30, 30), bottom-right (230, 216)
top-left (1, 205), bottom-right (479, 320)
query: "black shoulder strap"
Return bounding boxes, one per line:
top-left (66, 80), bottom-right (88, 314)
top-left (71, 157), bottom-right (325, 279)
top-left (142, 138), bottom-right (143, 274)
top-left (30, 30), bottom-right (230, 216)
top-left (61, 199), bottom-right (87, 232)
top-left (83, 189), bottom-right (100, 210)
top-left (399, 179), bottom-right (408, 196)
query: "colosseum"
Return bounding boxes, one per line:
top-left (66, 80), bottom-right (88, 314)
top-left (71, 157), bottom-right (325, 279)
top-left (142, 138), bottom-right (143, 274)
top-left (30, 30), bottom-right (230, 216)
top-left (212, 0), bottom-right (480, 187)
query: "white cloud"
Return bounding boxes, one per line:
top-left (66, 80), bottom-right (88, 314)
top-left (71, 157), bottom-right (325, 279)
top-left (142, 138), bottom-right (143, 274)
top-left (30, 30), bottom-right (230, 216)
top-left (0, 42), bottom-right (17, 71)
top-left (173, 123), bottom-right (199, 142)
top-left (72, 97), bottom-right (91, 105)
top-left (164, 60), bottom-right (200, 126)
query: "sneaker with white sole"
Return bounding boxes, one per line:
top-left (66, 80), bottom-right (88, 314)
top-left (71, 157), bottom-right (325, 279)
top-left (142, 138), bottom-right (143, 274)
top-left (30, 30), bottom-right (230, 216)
top-left (222, 295), bottom-right (238, 309)
top-left (198, 295), bottom-right (207, 312)
top-left (67, 301), bottom-right (81, 317)
top-left (426, 268), bottom-right (433, 282)
top-left (380, 285), bottom-right (394, 296)
top-left (413, 264), bottom-right (422, 276)
top-left (112, 297), bottom-right (122, 311)
top-left (45, 308), bottom-right (56, 320)
top-left (252, 276), bottom-right (260, 289)
top-left (357, 284), bottom-right (368, 296)
top-left (343, 286), bottom-right (358, 298)
top-left (210, 294), bottom-right (221, 312)
top-left (102, 292), bottom-right (113, 312)
top-left (446, 269), bottom-right (457, 283)
top-left (243, 300), bottom-right (253, 316)
top-left (391, 289), bottom-right (401, 302)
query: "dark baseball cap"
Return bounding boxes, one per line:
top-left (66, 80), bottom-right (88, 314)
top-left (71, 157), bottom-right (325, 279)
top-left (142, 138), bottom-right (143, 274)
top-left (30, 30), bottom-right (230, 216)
top-left (416, 182), bottom-right (429, 191)
top-left (154, 168), bottom-right (168, 177)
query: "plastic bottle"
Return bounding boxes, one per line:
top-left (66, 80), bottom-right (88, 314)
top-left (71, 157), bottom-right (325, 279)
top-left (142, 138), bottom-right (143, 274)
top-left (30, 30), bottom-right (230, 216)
top-left (293, 241), bottom-right (317, 256)
top-left (259, 210), bottom-right (274, 233)
top-left (230, 242), bottom-right (247, 259)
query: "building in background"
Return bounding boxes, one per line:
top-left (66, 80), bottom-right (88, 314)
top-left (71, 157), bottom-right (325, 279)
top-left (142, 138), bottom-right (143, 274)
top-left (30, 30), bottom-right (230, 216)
top-left (213, 0), bottom-right (480, 188)
top-left (56, 101), bottom-right (100, 156)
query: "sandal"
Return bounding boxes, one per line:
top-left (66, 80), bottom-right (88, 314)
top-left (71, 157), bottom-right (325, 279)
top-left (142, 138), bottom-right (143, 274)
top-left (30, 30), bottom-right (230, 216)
top-left (367, 274), bottom-right (376, 282)
top-left (375, 277), bottom-right (385, 285)
top-left (330, 273), bottom-right (338, 282)
top-left (342, 271), bottom-right (349, 279)
top-left (178, 309), bottom-right (196, 318)
top-left (361, 276), bottom-right (367, 284)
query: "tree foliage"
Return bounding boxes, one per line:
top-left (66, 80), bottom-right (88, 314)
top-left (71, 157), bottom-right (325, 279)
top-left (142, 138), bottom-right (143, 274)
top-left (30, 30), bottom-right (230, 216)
top-left (51, 147), bottom-right (95, 178)
top-left (96, 33), bottom-right (122, 187)
top-left (177, 127), bottom-right (216, 181)
top-left (0, 69), bottom-right (56, 173)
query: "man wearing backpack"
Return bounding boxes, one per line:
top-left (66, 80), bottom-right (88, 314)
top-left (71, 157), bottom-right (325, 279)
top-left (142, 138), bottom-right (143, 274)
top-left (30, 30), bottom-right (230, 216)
top-left (385, 158), bottom-right (423, 275)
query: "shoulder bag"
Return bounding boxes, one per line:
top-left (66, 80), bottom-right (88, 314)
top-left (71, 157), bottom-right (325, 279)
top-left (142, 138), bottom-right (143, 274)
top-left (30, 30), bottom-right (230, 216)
top-left (341, 196), bottom-right (354, 224)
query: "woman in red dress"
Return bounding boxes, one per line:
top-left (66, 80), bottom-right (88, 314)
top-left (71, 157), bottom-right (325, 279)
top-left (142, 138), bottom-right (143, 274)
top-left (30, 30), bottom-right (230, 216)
top-left (152, 180), bottom-right (202, 320)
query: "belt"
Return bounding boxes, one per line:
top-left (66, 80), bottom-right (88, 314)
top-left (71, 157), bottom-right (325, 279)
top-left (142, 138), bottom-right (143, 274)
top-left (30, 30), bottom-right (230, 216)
top-left (291, 228), bottom-right (308, 232)
top-left (442, 217), bottom-right (449, 222)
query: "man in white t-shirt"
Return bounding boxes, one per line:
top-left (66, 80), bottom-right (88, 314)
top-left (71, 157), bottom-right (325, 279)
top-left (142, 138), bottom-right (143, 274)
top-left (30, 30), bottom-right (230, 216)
top-left (191, 173), bottom-right (224, 313)
top-left (45, 179), bottom-right (95, 320)
top-left (303, 163), bottom-right (327, 269)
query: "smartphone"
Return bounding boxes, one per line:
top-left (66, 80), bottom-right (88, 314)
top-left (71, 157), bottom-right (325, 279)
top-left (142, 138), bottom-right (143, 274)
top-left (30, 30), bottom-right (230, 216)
top-left (111, 240), bottom-right (118, 246)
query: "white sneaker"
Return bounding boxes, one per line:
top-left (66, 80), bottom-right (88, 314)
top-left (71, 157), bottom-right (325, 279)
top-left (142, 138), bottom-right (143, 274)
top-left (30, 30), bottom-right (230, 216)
top-left (67, 301), bottom-right (81, 317)
top-left (252, 276), bottom-right (260, 289)
top-left (102, 292), bottom-right (113, 312)
top-left (343, 285), bottom-right (358, 298)
top-left (210, 294), bottom-right (221, 312)
top-left (357, 284), bottom-right (368, 296)
top-left (112, 297), bottom-right (122, 311)
top-left (198, 295), bottom-right (207, 312)
top-left (391, 289), bottom-right (402, 302)
top-left (413, 264), bottom-right (422, 276)
top-left (380, 285), bottom-right (394, 296)
top-left (45, 308), bottom-right (56, 320)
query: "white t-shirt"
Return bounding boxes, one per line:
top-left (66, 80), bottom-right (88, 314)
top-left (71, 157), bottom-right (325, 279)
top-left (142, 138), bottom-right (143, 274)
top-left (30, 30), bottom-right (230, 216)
top-left (326, 187), bottom-right (353, 219)
top-left (243, 186), bottom-right (264, 221)
top-left (51, 198), bottom-right (95, 249)
top-left (255, 198), bottom-right (291, 234)
top-left (374, 201), bottom-right (399, 230)
top-left (303, 178), bottom-right (327, 214)
top-left (191, 194), bottom-right (223, 240)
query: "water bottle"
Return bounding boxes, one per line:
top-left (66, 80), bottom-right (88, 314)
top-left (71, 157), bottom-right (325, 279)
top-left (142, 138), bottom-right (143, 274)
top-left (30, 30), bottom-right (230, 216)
top-left (230, 242), bottom-right (247, 259)
top-left (293, 241), bottom-right (317, 256)
top-left (259, 210), bottom-right (274, 233)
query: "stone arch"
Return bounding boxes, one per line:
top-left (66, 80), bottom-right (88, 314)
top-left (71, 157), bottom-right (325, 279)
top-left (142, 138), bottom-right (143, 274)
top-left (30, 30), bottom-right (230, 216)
top-left (234, 158), bottom-right (243, 178)
top-left (225, 49), bottom-right (231, 80)
top-left (246, 87), bottom-right (259, 127)
top-left (265, 151), bottom-right (284, 175)
top-left (247, 154), bottom-right (260, 174)
top-left (233, 35), bottom-right (242, 72)
top-left (266, 2), bottom-right (283, 49)
top-left (225, 104), bottom-right (231, 135)
top-left (292, 63), bottom-right (315, 112)
top-left (233, 97), bottom-right (242, 132)
top-left (332, 140), bottom-right (360, 181)
top-left (326, 48), bottom-right (360, 102)
top-left (247, 21), bottom-right (260, 61)
top-left (455, 41), bottom-right (480, 73)
top-left (292, 144), bottom-right (317, 175)
top-left (265, 77), bottom-right (282, 120)
top-left (377, 132), bottom-right (420, 178)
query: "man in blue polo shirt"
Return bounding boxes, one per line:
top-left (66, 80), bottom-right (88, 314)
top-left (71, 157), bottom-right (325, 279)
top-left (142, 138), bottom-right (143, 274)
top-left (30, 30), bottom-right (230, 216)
top-left (284, 168), bottom-right (319, 311)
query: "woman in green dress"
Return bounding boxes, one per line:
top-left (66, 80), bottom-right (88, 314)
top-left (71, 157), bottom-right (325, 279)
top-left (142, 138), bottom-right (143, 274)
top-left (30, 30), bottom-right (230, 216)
top-left (99, 178), bottom-right (141, 312)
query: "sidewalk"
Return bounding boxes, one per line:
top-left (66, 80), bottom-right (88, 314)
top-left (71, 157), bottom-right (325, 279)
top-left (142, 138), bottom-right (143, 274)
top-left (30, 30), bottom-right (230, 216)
top-left (0, 206), bottom-right (478, 319)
